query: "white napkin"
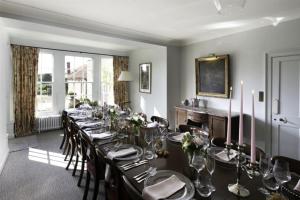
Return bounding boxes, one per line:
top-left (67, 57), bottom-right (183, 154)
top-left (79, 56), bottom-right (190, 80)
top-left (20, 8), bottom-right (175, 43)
top-left (71, 115), bottom-right (87, 120)
top-left (147, 122), bottom-right (158, 128)
top-left (107, 147), bottom-right (137, 160)
top-left (172, 134), bottom-right (184, 142)
top-left (215, 149), bottom-right (238, 162)
top-left (294, 179), bottom-right (300, 192)
top-left (90, 132), bottom-right (112, 140)
top-left (142, 175), bottom-right (186, 200)
top-left (78, 121), bottom-right (101, 128)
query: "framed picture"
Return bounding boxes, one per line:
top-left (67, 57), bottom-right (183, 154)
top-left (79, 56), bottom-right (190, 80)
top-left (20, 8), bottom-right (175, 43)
top-left (195, 55), bottom-right (229, 98)
top-left (139, 63), bottom-right (152, 93)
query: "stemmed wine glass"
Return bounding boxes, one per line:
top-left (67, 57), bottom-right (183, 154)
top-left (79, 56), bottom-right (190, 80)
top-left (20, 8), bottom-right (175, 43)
top-left (206, 148), bottom-right (216, 191)
top-left (144, 132), bottom-right (154, 160)
top-left (190, 150), bottom-right (206, 188)
top-left (273, 159), bottom-right (291, 194)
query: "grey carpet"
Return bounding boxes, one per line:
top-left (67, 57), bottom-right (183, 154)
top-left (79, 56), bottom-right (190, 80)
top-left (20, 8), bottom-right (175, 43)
top-left (0, 130), bottom-right (105, 200)
top-left (8, 135), bottom-right (39, 152)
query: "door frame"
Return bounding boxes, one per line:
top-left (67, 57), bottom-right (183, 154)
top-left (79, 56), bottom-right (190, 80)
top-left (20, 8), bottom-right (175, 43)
top-left (265, 50), bottom-right (300, 156)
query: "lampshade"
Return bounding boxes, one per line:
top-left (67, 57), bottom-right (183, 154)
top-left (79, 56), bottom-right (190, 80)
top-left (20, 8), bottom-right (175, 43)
top-left (118, 71), bottom-right (133, 81)
top-left (213, 0), bottom-right (246, 14)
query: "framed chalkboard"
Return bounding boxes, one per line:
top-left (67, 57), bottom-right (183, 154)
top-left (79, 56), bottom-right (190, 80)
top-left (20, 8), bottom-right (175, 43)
top-left (195, 55), bottom-right (229, 98)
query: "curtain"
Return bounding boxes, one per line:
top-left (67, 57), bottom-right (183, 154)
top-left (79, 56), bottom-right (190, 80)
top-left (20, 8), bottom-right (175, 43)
top-left (12, 45), bottom-right (39, 137)
top-left (113, 56), bottom-right (129, 107)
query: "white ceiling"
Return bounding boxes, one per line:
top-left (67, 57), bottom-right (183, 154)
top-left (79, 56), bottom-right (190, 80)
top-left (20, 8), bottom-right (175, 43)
top-left (1, 0), bottom-right (300, 45)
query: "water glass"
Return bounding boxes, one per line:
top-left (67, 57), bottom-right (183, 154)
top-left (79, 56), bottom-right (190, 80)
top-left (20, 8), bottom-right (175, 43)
top-left (144, 132), bottom-right (154, 160)
top-left (273, 159), bottom-right (291, 193)
top-left (191, 151), bottom-right (205, 188)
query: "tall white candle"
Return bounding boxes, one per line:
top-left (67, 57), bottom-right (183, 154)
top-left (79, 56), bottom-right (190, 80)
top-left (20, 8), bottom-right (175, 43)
top-left (251, 90), bottom-right (256, 163)
top-left (238, 81), bottom-right (244, 145)
top-left (226, 87), bottom-right (232, 145)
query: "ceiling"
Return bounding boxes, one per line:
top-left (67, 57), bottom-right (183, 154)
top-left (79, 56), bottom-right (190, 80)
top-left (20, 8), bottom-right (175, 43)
top-left (1, 0), bottom-right (300, 45)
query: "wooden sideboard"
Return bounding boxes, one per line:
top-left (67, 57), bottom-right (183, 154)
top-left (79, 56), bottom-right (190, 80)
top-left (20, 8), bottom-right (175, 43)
top-left (175, 105), bottom-right (240, 140)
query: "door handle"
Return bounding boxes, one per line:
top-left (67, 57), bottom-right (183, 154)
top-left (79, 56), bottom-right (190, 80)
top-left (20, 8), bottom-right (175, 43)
top-left (279, 118), bottom-right (287, 123)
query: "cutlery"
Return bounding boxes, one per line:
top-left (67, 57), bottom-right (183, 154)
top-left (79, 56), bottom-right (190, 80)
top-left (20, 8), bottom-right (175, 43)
top-left (123, 160), bottom-right (148, 171)
top-left (133, 167), bottom-right (153, 179)
top-left (120, 159), bottom-right (141, 168)
top-left (137, 168), bottom-right (157, 183)
top-left (122, 160), bottom-right (148, 170)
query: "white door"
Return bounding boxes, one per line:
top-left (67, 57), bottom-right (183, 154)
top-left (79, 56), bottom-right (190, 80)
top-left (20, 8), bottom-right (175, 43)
top-left (271, 54), bottom-right (300, 160)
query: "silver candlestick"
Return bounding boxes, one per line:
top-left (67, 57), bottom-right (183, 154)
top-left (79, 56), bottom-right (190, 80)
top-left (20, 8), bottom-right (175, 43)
top-left (227, 144), bottom-right (250, 197)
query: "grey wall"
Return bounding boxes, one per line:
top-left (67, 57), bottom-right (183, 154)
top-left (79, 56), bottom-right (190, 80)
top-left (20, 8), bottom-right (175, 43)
top-left (167, 46), bottom-right (181, 129)
top-left (129, 47), bottom-right (167, 119)
top-left (180, 18), bottom-right (300, 150)
top-left (0, 23), bottom-right (11, 173)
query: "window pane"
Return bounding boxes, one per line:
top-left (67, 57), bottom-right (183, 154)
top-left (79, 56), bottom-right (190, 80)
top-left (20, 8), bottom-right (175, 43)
top-left (36, 84), bottom-right (52, 112)
top-left (39, 53), bottom-right (54, 82)
top-left (74, 57), bottom-right (84, 81)
top-left (85, 57), bottom-right (93, 82)
top-left (65, 56), bottom-right (75, 82)
top-left (101, 57), bottom-right (114, 105)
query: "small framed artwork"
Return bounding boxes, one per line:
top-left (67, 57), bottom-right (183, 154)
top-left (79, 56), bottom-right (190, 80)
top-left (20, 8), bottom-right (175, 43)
top-left (139, 63), bottom-right (152, 93)
top-left (195, 54), bottom-right (230, 98)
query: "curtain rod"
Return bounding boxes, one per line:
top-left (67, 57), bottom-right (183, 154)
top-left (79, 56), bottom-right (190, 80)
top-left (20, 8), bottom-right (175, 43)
top-left (10, 44), bottom-right (126, 57)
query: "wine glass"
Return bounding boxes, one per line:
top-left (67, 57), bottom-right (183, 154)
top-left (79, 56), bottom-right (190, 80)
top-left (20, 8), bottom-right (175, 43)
top-left (144, 132), bottom-right (154, 160)
top-left (273, 159), bottom-right (291, 194)
top-left (258, 155), bottom-right (279, 194)
top-left (191, 151), bottom-right (206, 188)
top-left (206, 148), bottom-right (216, 191)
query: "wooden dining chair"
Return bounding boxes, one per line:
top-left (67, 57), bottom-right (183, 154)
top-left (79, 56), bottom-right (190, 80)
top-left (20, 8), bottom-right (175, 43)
top-left (122, 175), bottom-right (143, 200)
top-left (65, 120), bottom-right (79, 170)
top-left (178, 124), bottom-right (201, 133)
top-left (271, 156), bottom-right (300, 174)
top-left (211, 137), bottom-right (226, 148)
top-left (150, 116), bottom-right (169, 130)
top-left (187, 119), bottom-right (202, 128)
top-left (59, 111), bottom-right (68, 150)
top-left (63, 117), bottom-right (73, 159)
top-left (81, 133), bottom-right (105, 200)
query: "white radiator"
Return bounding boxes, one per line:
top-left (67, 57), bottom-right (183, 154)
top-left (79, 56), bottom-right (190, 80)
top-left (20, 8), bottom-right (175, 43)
top-left (36, 115), bottom-right (62, 133)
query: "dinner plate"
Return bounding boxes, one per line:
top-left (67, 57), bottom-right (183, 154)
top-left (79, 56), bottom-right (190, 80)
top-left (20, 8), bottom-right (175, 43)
top-left (208, 147), bottom-right (240, 167)
top-left (282, 172), bottom-right (300, 199)
top-left (110, 144), bottom-right (143, 161)
top-left (167, 132), bottom-right (184, 143)
top-left (144, 170), bottom-right (195, 200)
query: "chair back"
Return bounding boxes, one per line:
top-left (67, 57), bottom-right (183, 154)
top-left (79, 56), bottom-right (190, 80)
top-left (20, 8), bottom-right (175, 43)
top-left (150, 116), bottom-right (169, 129)
top-left (178, 124), bottom-right (201, 133)
top-left (187, 119), bottom-right (202, 128)
top-left (122, 175), bottom-right (143, 200)
top-left (211, 137), bottom-right (226, 148)
top-left (271, 156), bottom-right (300, 174)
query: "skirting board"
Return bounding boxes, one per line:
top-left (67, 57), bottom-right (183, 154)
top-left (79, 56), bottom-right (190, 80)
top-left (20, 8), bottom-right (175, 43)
top-left (0, 145), bottom-right (9, 175)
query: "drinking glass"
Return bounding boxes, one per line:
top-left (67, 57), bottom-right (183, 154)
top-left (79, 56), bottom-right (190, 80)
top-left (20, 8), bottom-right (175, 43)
top-left (191, 151), bottom-right (206, 188)
top-left (273, 159), bottom-right (291, 193)
top-left (206, 148), bottom-right (216, 191)
top-left (258, 155), bottom-right (279, 194)
top-left (144, 132), bottom-right (154, 160)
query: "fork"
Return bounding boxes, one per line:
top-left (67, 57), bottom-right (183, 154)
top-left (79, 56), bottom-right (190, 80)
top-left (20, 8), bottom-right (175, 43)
top-left (137, 168), bottom-right (157, 183)
top-left (133, 167), bottom-right (153, 180)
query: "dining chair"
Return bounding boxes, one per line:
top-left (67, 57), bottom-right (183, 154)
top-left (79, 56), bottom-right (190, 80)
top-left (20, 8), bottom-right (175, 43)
top-left (65, 120), bottom-right (79, 170)
top-left (63, 117), bottom-right (73, 159)
top-left (150, 116), bottom-right (169, 130)
top-left (178, 124), bottom-right (201, 133)
top-left (122, 175), bottom-right (143, 200)
top-left (271, 156), bottom-right (300, 174)
top-left (59, 111), bottom-right (68, 150)
top-left (187, 119), bottom-right (202, 128)
top-left (81, 133), bottom-right (105, 200)
top-left (211, 137), bottom-right (226, 148)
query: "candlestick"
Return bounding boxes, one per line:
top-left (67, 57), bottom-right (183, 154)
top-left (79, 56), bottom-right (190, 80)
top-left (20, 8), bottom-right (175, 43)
top-left (250, 90), bottom-right (256, 163)
top-left (238, 81), bottom-right (244, 145)
top-left (226, 87), bottom-right (232, 145)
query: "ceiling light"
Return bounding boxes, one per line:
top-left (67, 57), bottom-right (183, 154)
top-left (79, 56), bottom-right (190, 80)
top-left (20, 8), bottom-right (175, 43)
top-left (264, 17), bottom-right (285, 27)
top-left (213, 0), bottom-right (246, 14)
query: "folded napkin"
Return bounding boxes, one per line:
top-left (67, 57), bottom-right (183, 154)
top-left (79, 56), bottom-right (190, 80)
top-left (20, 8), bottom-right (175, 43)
top-left (79, 121), bottom-right (101, 128)
top-left (294, 179), bottom-right (300, 192)
top-left (147, 122), bottom-right (158, 128)
top-left (215, 149), bottom-right (238, 162)
top-left (172, 133), bottom-right (184, 142)
top-left (142, 175), bottom-right (186, 200)
top-left (107, 147), bottom-right (137, 160)
top-left (71, 115), bottom-right (87, 120)
top-left (90, 132), bottom-right (112, 140)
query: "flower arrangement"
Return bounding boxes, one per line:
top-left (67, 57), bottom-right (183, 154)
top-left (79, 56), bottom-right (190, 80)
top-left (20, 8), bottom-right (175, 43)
top-left (129, 113), bottom-right (147, 135)
top-left (182, 132), bottom-right (205, 155)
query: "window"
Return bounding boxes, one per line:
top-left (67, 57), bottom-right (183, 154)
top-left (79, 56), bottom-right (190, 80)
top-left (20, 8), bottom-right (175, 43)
top-left (36, 52), bottom-right (54, 113)
top-left (65, 56), bottom-right (93, 108)
top-left (100, 57), bottom-right (114, 105)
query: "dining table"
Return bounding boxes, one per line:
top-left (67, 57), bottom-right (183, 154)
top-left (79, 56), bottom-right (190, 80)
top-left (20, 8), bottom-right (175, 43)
top-left (65, 110), bottom-right (266, 200)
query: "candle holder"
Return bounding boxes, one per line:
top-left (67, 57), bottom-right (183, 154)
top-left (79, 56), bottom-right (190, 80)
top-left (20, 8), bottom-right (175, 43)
top-left (245, 162), bottom-right (260, 178)
top-left (227, 144), bottom-right (250, 197)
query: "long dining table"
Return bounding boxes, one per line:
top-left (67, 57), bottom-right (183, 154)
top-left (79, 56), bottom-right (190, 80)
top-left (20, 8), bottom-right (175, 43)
top-left (66, 111), bottom-right (265, 200)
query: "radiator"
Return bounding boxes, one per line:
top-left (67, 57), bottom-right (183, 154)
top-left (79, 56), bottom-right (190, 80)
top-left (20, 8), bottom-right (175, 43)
top-left (36, 115), bottom-right (62, 132)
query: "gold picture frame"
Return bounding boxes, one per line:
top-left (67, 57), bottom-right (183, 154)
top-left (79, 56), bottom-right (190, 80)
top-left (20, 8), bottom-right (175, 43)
top-left (195, 55), bottom-right (229, 98)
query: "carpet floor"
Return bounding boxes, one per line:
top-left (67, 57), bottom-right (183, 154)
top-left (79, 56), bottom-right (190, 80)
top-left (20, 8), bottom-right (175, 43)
top-left (0, 130), bottom-right (105, 200)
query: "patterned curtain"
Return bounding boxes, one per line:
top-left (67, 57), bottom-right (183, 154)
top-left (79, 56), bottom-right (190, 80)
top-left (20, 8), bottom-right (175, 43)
top-left (12, 45), bottom-right (39, 137)
top-left (113, 56), bottom-right (129, 107)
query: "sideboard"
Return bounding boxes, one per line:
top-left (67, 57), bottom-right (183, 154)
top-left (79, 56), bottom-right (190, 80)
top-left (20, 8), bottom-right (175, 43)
top-left (175, 105), bottom-right (240, 140)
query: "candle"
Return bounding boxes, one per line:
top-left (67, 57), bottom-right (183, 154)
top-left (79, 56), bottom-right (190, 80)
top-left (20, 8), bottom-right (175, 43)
top-left (251, 90), bottom-right (256, 163)
top-left (226, 87), bottom-right (232, 145)
top-left (238, 81), bottom-right (244, 146)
